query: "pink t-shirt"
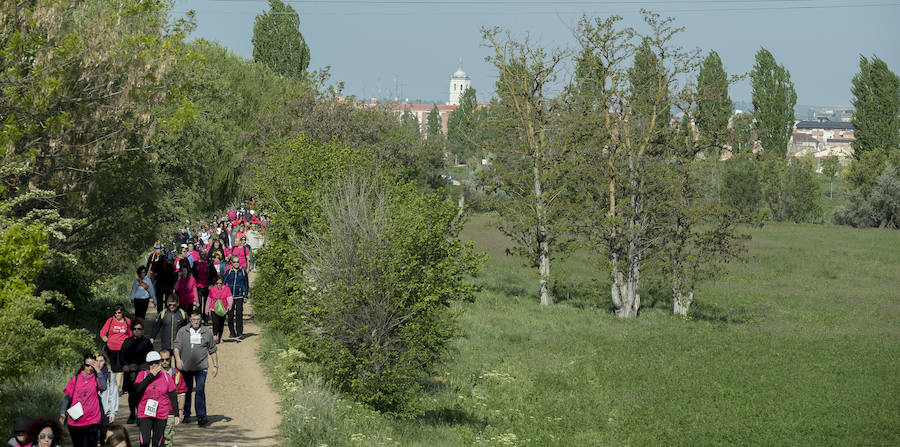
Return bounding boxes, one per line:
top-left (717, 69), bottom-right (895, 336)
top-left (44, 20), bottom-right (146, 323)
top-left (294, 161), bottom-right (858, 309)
top-left (195, 260), bottom-right (209, 288)
top-left (63, 372), bottom-right (102, 426)
top-left (206, 285), bottom-right (233, 313)
top-left (101, 317), bottom-right (132, 351)
top-left (231, 245), bottom-right (250, 268)
top-left (173, 276), bottom-right (197, 309)
top-left (135, 370), bottom-right (176, 420)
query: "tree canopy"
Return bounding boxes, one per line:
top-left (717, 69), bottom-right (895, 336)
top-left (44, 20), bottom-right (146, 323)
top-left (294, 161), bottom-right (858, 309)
top-left (851, 55), bottom-right (900, 158)
top-left (252, 0), bottom-right (311, 78)
top-left (750, 48), bottom-right (796, 159)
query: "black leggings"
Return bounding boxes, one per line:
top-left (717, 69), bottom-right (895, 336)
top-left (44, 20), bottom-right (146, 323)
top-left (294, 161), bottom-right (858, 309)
top-left (67, 423), bottom-right (99, 447)
top-left (138, 417), bottom-right (166, 447)
top-left (227, 298), bottom-right (244, 336)
top-left (211, 312), bottom-right (226, 338)
top-left (134, 299), bottom-right (150, 320)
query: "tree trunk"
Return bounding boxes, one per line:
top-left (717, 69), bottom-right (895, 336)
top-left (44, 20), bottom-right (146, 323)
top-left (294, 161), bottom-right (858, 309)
top-left (672, 284), bottom-right (693, 317)
top-left (534, 151), bottom-right (552, 306)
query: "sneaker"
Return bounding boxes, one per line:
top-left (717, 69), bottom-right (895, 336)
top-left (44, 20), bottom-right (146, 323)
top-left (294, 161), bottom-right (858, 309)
top-left (198, 416), bottom-right (209, 427)
top-left (126, 415), bottom-right (136, 425)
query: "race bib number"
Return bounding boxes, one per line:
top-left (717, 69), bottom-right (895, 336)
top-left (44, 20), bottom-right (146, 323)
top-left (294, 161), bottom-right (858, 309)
top-left (190, 333), bottom-right (202, 345)
top-left (144, 399), bottom-right (158, 418)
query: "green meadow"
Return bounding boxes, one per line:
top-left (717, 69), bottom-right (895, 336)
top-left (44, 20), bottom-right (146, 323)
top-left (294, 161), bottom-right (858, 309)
top-left (262, 213), bottom-right (899, 446)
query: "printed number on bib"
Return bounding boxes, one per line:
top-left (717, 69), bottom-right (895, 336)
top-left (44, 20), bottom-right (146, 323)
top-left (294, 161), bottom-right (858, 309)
top-left (190, 333), bottom-right (202, 345)
top-left (144, 399), bottom-right (158, 418)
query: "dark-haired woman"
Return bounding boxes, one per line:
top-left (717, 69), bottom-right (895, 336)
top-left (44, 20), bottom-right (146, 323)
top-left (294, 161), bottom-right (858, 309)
top-left (101, 424), bottom-right (131, 447)
top-left (130, 266), bottom-right (155, 321)
top-left (195, 252), bottom-right (210, 324)
top-left (59, 354), bottom-right (106, 447)
top-left (100, 304), bottom-right (131, 395)
top-left (24, 418), bottom-right (63, 447)
top-left (95, 352), bottom-right (119, 437)
top-left (206, 239), bottom-right (225, 263)
top-left (120, 319), bottom-right (153, 425)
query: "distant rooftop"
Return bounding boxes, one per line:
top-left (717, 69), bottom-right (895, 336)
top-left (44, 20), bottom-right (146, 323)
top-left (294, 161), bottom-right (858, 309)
top-left (795, 119), bottom-right (854, 130)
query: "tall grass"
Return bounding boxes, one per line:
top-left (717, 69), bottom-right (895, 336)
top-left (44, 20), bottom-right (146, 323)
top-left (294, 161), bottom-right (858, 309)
top-left (223, 219), bottom-right (900, 445)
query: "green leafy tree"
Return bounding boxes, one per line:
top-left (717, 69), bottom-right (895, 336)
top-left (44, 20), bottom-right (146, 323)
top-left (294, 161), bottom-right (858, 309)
top-left (696, 51), bottom-right (733, 160)
top-left (447, 87), bottom-right (481, 162)
top-left (400, 109), bottom-right (420, 136)
top-left (481, 28), bottom-right (569, 306)
top-left (850, 55), bottom-right (900, 158)
top-left (821, 156), bottom-right (841, 200)
top-left (730, 113), bottom-right (756, 157)
top-left (569, 12), bottom-right (697, 318)
top-left (0, 0), bottom-right (190, 277)
top-left (750, 48), bottom-right (797, 159)
top-left (426, 105), bottom-right (443, 138)
top-left (0, 191), bottom-right (93, 386)
top-left (252, 0), bottom-right (311, 78)
top-left (720, 157), bottom-right (763, 217)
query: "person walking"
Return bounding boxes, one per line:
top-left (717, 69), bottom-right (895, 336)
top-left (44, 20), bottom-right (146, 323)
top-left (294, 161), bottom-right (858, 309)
top-left (172, 262), bottom-right (198, 314)
top-left (223, 257), bottom-right (249, 338)
top-left (173, 311), bottom-right (217, 427)
top-left (130, 267), bottom-right (156, 321)
top-left (59, 354), bottom-right (106, 447)
top-left (194, 252), bottom-right (210, 325)
top-left (133, 352), bottom-right (180, 447)
top-left (152, 257), bottom-right (175, 314)
top-left (99, 305), bottom-right (131, 393)
top-left (94, 352), bottom-right (119, 437)
top-left (120, 319), bottom-right (153, 425)
top-left (148, 297), bottom-right (187, 352)
top-left (158, 349), bottom-right (187, 447)
top-left (205, 277), bottom-right (232, 344)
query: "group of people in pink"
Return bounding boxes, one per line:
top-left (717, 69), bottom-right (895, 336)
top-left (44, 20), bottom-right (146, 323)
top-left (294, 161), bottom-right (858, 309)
top-left (4, 205), bottom-right (266, 447)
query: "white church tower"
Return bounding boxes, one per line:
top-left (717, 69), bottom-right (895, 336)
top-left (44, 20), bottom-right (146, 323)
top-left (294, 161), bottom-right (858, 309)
top-left (448, 58), bottom-right (471, 106)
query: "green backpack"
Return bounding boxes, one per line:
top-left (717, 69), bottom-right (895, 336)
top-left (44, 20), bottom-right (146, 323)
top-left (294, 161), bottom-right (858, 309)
top-left (214, 300), bottom-right (227, 317)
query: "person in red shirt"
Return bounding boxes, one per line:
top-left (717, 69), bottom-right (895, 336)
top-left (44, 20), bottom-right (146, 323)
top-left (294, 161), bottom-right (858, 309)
top-left (173, 263), bottom-right (198, 313)
top-left (100, 304), bottom-right (131, 392)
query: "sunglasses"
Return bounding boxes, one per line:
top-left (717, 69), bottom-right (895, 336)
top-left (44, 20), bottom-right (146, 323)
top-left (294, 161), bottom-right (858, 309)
top-left (149, 360), bottom-right (161, 365)
top-left (133, 327), bottom-right (143, 331)
top-left (114, 310), bottom-right (123, 314)
top-left (83, 363), bottom-right (93, 368)
top-left (167, 303), bottom-right (178, 307)
top-left (39, 434), bottom-right (54, 440)
top-left (160, 357), bottom-right (171, 362)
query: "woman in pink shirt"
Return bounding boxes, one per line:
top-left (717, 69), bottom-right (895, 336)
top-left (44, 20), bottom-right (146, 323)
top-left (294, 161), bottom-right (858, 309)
top-left (173, 266), bottom-right (198, 313)
top-left (186, 242), bottom-right (200, 264)
top-left (99, 304), bottom-right (131, 392)
top-left (133, 351), bottom-right (180, 447)
top-left (59, 354), bottom-right (106, 447)
top-left (205, 276), bottom-right (232, 344)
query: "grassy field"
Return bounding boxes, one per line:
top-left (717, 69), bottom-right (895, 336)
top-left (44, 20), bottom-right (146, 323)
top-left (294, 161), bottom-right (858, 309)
top-left (262, 213), bottom-right (899, 446)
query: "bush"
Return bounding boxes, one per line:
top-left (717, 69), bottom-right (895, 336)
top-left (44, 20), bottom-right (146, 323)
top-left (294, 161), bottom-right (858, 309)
top-left (836, 164), bottom-right (900, 229)
top-left (764, 158), bottom-right (823, 223)
top-left (252, 136), bottom-right (483, 417)
top-left (720, 157), bottom-right (763, 217)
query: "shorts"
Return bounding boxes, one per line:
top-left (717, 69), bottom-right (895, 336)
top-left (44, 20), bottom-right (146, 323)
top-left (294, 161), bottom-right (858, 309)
top-left (106, 345), bottom-right (125, 372)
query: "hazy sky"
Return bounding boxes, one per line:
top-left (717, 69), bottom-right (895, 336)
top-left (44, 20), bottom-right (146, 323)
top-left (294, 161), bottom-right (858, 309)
top-left (172, 0), bottom-right (900, 106)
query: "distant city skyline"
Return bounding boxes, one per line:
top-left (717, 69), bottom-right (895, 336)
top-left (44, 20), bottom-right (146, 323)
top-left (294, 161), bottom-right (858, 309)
top-left (173, 0), bottom-right (900, 106)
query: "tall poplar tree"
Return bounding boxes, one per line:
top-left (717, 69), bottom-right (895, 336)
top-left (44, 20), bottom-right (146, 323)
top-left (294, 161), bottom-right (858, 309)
top-left (447, 87), bottom-right (480, 161)
top-left (750, 48), bottom-right (796, 159)
top-left (252, 0), bottom-right (311, 78)
top-left (427, 105), bottom-right (443, 138)
top-left (851, 55), bottom-right (900, 158)
top-left (696, 51), bottom-right (732, 160)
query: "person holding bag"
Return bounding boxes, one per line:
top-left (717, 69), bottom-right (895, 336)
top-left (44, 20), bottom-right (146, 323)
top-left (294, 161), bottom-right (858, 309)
top-left (59, 354), bottom-right (107, 447)
top-left (205, 276), bottom-right (232, 344)
top-left (133, 351), bottom-right (180, 447)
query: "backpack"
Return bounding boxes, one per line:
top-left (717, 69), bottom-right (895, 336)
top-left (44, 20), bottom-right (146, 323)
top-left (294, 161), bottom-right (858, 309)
top-left (159, 308), bottom-right (186, 322)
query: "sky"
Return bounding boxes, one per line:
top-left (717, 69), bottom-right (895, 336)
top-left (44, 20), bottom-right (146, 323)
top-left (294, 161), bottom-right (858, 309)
top-left (172, 0), bottom-right (900, 106)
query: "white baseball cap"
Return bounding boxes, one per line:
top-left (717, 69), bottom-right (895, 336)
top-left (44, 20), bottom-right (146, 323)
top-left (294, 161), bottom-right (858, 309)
top-left (146, 351), bottom-right (161, 363)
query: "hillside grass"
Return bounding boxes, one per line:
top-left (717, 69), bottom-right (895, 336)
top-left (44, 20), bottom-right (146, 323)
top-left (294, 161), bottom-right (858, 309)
top-left (263, 214), bottom-right (899, 446)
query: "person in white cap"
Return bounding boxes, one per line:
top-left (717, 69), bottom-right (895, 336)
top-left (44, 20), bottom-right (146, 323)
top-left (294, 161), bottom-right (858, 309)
top-left (133, 351), bottom-right (180, 447)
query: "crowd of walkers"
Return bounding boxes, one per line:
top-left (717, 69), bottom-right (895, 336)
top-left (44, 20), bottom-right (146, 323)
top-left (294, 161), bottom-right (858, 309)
top-left (7, 204), bottom-right (266, 447)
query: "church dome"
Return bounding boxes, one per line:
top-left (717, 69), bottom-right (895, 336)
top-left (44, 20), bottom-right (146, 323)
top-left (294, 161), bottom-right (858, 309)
top-left (451, 59), bottom-right (469, 80)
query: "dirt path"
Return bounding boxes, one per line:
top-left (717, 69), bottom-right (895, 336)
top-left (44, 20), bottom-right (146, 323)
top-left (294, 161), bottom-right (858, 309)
top-left (116, 273), bottom-right (282, 446)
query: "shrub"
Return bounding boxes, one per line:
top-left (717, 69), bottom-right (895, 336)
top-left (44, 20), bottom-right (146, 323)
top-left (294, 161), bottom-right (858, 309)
top-left (836, 164), bottom-right (900, 229)
top-left (252, 136), bottom-right (483, 417)
top-left (720, 156), bottom-right (763, 217)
